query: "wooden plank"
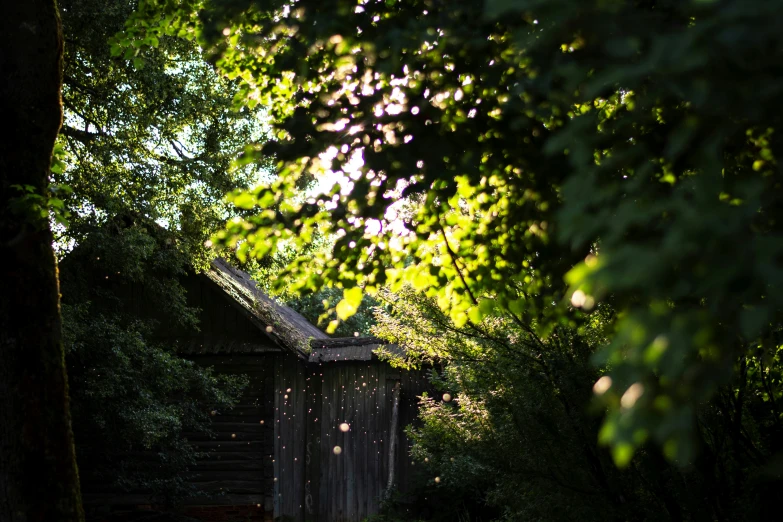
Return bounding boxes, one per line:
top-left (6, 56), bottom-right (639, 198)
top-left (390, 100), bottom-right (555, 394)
top-left (366, 363), bottom-right (377, 515)
top-left (363, 363), bottom-right (376, 517)
top-left (190, 356), bottom-right (277, 368)
top-left (193, 460), bottom-right (267, 471)
top-left (314, 366), bottom-right (324, 521)
top-left (191, 440), bottom-right (264, 449)
top-left (185, 432), bottom-right (263, 442)
top-left (202, 278), bottom-right (217, 340)
top-left (265, 370), bottom-right (274, 419)
top-left (377, 363), bottom-right (385, 512)
top-left (225, 294), bottom-right (236, 337)
top-left (273, 354), bottom-right (281, 519)
top-left (336, 365), bottom-right (345, 520)
top-left (209, 414), bottom-right (268, 424)
top-left (198, 452), bottom-right (264, 461)
top-left (183, 494), bottom-right (267, 506)
top-left (358, 363), bottom-right (373, 518)
top-left (213, 405), bottom-right (266, 413)
top-left (357, 364), bottom-right (368, 520)
top-left (272, 352), bottom-right (305, 521)
top-left (323, 366), bottom-right (333, 522)
top-left (316, 366), bottom-right (326, 520)
top-left (190, 421), bottom-right (268, 432)
top-left (183, 480), bottom-right (265, 493)
top-left (376, 365), bottom-right (384, 507)
top-left (345, 364), bottom-right (355, 521)
top-left (81, 493), bottom-right (155, 506)
top-left (293, 358), bottom-right (306, 521)
top-left (287, 355), bottom-right (297, 519)
top-left (83, 492), bottom-right (268, 507)
top-left (355, 363), bottom-right (364, 520)
top-left (304, 365), bottom-right (321, 521)
top-left (284, 355), bottom-right (295, 519)
top-left (318, 366), bottom-right (331, 521)
top-left (189, 470), bottom-right (264, 482)
top-left (327, 365), bottom-right (339, 521)
top-left (356, 363), bottom-right (366, 520)
top-left (385, 380), bottom-right (401, 497)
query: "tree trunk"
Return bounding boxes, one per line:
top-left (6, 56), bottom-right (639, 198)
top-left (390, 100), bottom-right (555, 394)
top-left (0, 1), bottom-right (84, 520)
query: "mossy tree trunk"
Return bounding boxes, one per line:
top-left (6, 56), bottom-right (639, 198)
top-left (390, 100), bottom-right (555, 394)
top-left (0, 0), bottom-right (84, 520)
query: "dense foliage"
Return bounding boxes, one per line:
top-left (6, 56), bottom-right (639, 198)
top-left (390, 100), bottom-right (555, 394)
top-left (373, 287), bottom-right (782, 520)
top-left (246, 233), bottom-right (382, 336)
top-left (60, 220), bottom-right (247, 504)
top-left (283, 286), bottom-right (380, 337)
top-left (58, 0), bottom-right (271, 264)
top-left (55, 0), bottom-right (265, 504)
top-left (125, 0), bottom-right (783, 465)
top-left (39, 0), bottom-right (782, 519)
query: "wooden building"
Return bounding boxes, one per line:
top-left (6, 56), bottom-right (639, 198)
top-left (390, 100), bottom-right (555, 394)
top-left (91, 258), bottom-right (431, 522)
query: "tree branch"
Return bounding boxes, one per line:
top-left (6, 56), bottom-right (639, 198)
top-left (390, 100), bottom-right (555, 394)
top-left (439, 225), bottom-right (479, 306)
top-left (60, 125), bottom-right (102, 143)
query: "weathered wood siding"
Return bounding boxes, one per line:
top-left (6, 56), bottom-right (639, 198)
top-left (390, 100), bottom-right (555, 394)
top-left (173, 275), bottom-right (280, 354)
top-left (187, 355), bottom-right (277, 511)
top-left (280, 361), bottom-right (432, 522)
top-left (99, 272), bottom-right (279, 354)
top-left (274, 352), bottom-right (308, 520)
top-left (81, 346), bottom-right (429, 520)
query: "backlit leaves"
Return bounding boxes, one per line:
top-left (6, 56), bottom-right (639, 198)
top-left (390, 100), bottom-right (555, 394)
top-left (125, 0), bottom-right (783, 466)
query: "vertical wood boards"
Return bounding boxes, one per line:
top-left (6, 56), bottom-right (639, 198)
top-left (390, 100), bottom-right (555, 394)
top-left (368, 363), bottom-right (380, 516)
top-left (274, 352), bottom-right (307, 521)
top-left (385, 381), bottom-right (402, 497)
top-left (186, 354), bottom-right (432, 522)
top-left (356, 364), bottom-right (368, 520)
top-left (293, 357), bottom-right (306, 517)
top-left (344, 365), bottom-right (354, 521)
top-left (304, 365), bottom-right (322, 521)
top-left (317, 363), bottom-right (330, 521)
top-left (305, 361), bottom-right (435, 521)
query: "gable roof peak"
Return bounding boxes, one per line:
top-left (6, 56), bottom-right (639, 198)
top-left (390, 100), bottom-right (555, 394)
top-left (206, 258), bottom-right (328, 357)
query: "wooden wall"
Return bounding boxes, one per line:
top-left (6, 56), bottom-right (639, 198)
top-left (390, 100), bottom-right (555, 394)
top-left (278, 361), bottom-right (432, 522)
top-left (174, 275), bottom-right (278, 354)
top-left (273, 352), bottom-right (308, 520)
top-left (187, 355), bottom-right (277, 511)
top-left (80, 352), bottom-right (430, 521)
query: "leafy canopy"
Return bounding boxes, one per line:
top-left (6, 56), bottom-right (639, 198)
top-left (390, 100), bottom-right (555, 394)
top-left (58, 0), bottom-right (272, 265)
top-left (373, 286), bottom-right (783, 521)
top-left (124, 0), bottom-right (783, 464)
top-left (61, 222), bottom-right (247, 503)
top-left (56, 0), bottom-right (267, 502)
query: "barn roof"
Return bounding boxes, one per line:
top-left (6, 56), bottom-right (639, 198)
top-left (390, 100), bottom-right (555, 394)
top-left (205, 258), bottom-right (328, 356)
top-left (62, 213), bottom-right (393, 359)
top-left (308, 336), bottom-right (406, 363)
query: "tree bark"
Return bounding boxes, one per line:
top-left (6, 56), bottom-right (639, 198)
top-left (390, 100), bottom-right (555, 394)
top-left (0, 0), bottom-right (84, 520)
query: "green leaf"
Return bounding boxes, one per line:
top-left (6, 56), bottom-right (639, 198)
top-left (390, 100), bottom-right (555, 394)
top-left (335, 298), bottom-right (357, 320)
top-left (231, 192), bottom-right (256, 209)
top-left (612, 443), bottom-right (634, 468)
top-left (467, 306), bottom-right (482, 324)
top-left (344, 287), bottom-right (363, 309)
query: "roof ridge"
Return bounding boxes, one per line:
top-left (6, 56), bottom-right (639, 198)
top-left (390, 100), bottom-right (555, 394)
top-left (310, 336), bottom-right (385, 349)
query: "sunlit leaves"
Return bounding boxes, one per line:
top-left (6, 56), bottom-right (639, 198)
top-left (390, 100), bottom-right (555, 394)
top-left (125, 0), bottom-right (783, 469)
top-left (57, 0), bottom-right (271, 268)
top-left (336, 286), bottom-right (364, 320)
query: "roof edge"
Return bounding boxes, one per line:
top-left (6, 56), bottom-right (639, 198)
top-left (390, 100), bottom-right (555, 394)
top-left (205, 258), bottom-right (328, 357)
